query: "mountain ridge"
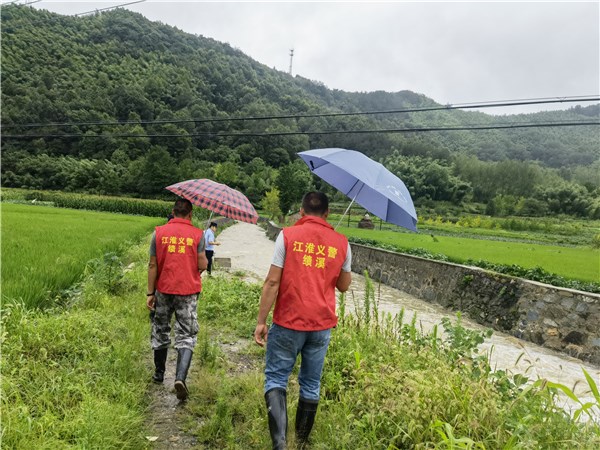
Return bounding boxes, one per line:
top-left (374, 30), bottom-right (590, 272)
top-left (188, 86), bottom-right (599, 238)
top-left (1, 4), bottom-right (599, 215)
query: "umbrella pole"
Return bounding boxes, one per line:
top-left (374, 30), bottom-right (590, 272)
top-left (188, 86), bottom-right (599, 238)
top-left (335, 197), bottom-right (356, 230)
top-left (205, 211), bottom-right (213, 229)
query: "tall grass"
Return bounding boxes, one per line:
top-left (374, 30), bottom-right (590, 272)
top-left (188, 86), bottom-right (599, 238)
top-left (1, 203), bottom-right (161, 309)
top-left (184, 274), bottom-right (600, 449)
top-left (1, 241), bottom-right (154, 449)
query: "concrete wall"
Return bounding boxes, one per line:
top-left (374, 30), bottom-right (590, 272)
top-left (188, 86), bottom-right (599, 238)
top-left (351, 243), bottom-right (600, 365)
top-left (264, 219), bottom-right (282, 241)
top-left (264, 221), bottom-right (600, 365)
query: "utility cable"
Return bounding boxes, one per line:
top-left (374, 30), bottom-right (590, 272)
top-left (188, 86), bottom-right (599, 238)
top-left (74, 0), bottom-right (146, 16)
top-left (2, 96), bottom-right (598, 129)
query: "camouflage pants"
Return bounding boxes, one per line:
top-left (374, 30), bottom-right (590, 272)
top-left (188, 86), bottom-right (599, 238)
top-left (151, 290), bottom-right (199, 351)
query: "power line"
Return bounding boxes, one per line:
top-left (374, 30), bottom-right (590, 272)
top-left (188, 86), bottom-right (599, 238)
top-left (0, 0), bottom-right (41, 5)
top-left (3, 120), bottom-right (598, 140)
top-left (2, 96), bottom-right (598, 130)
top-left (74, 0), bottom-right (146, 16)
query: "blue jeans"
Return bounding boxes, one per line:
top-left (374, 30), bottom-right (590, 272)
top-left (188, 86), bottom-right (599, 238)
top-left (264, 324), bottom-right (331, 401)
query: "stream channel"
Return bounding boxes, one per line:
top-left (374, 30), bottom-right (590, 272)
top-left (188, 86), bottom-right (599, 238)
top-left (346, 272), bottom-right (600, 422)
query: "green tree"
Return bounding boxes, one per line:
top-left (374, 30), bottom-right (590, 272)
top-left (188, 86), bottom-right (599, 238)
top-left (111, 84), bottom-right (153, 121)
top-left (275, 161), bottom-right (313, 214)
top-left (213, 160), bottom-right (241, 188)
top-left (385, 152), bottom-right (471, 204)
top-left (534, 182), bottom-right (593, 217)
top-left (261, 188), bottom-right (282, 220)
top-left (135, 146), bottom-right (179, 196)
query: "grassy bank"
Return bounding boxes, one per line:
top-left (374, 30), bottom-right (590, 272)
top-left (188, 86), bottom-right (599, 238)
top-left (1, 242), bottom-right (154, 449)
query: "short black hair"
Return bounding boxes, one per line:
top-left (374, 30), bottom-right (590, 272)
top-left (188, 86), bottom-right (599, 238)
top-left (210, 222), bottom-right (218, 228)
top-left (301, 191), bottom-right (329, 216)
top-left (173, 198), bottom-right (193, 217)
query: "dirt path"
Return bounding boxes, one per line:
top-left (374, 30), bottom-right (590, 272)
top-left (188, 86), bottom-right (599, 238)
top-left (146, 223), bottom-right (273, 448)
top-left (146, 351), bottom-right (198, 449)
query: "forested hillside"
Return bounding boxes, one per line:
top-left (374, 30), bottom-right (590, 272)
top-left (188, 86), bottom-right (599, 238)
top-left (1, 5), bottom-right (599, 218)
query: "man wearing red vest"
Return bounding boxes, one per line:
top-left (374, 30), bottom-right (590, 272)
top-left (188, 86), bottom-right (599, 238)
top-left (254, 192), bottom-right (352, 449)
top-left (147, 198), bottom-right (208, 401)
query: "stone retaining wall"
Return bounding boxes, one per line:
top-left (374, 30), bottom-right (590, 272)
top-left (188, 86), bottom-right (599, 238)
top-left (351, 243), bottom-right (600, 365)
top-left (264, 219), bottom-right (282, 241)
top-left (264, 221), bottom-right (600, 365)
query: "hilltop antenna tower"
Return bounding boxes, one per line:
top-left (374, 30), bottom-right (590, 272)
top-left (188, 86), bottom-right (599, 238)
top-left (288, 49), bottom-right (294, 75)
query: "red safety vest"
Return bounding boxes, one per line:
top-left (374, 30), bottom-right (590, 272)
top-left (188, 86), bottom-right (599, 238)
top-left (155, 218), bottom-right (203, 295)
top-left (274, 215), bottom-right (349, 331)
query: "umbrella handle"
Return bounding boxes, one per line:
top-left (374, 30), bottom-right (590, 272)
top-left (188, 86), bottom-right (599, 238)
top-left (205, 211), bottom-right (214, 229)
top-left (335, 197), bottom-right (356, 230)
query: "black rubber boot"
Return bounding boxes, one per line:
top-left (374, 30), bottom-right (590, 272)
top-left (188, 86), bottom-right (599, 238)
top-left (265, 388), bottom-right (287, 450)
top-left (174, 348), bottom-right (193, 400)
top-left (152, 348), bottom-right (168, 383)
top-left (295, 397), bottom-right (318, 446)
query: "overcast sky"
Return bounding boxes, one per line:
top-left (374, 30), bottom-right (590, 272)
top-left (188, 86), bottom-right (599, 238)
top-left (26, 0), bottom-right (600, 115)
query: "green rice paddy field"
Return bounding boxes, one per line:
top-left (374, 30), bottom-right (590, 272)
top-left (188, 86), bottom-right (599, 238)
top-left (2, 203), bottom-right (598, 311)
top-left (339, 226), bottom-right (600, 283)
top-left (1, 203), bottom-right (162, 309)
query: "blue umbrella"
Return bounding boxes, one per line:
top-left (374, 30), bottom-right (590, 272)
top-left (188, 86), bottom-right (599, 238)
top-left (298, 148), bottom-right (418, 232)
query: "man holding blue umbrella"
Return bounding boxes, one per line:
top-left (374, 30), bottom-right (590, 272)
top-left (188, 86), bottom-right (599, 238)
top-left (298, 148), bottom-right (418, 232)
top-left (254, 191), bottom-right (352, 449)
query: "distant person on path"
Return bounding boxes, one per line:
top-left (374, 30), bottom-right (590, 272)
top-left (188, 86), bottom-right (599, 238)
top-left (254, 192), bottom-right (352, 449)
top-left (204, 221), bottom-right (221, 275)
top-left (147, 198), bottom-right (208, 401)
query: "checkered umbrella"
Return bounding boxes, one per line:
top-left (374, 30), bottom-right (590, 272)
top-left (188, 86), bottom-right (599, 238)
top-left (165, 178), bottom-right (259, 224)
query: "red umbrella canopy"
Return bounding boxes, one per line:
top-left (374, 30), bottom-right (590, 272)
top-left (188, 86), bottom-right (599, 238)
top-left (165, 179), bottom-right (259, 224)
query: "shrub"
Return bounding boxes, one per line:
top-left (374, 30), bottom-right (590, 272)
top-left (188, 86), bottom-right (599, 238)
top-left (2, 187), bottom-right (211, 219)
